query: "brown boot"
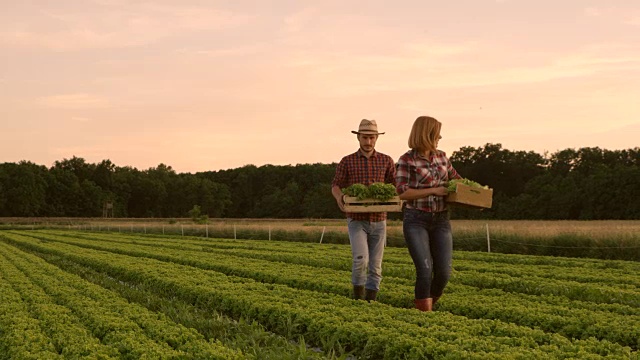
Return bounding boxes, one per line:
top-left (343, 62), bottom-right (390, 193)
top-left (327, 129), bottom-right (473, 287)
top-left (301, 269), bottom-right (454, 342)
top-left (365, 288), bottom-right (378, 302)
top-left (414, 298), bottom-right (433, 312)
top-left (353, 285), bottom-right (365, 300)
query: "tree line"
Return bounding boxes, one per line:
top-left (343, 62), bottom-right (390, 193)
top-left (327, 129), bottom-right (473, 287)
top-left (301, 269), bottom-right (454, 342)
top-left (0, 144), bottom-right (638, 220)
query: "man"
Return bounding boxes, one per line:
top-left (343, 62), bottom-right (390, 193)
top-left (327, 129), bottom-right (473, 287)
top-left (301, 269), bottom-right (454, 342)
top-left (331, 119), bottom-right (397, 301)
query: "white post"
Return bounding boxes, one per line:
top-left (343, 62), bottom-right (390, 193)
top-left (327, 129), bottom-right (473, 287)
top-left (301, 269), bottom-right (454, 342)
top-left (486, 223), bottom-right (491, 253)
top-left (320, 226), bottom-right (326, 243)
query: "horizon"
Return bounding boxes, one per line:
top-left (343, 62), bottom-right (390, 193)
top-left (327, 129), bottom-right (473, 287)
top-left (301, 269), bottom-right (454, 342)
top-left (4, 142), bottom-right (638, 175)
top-left (2, 1), bottom-right (639, 173)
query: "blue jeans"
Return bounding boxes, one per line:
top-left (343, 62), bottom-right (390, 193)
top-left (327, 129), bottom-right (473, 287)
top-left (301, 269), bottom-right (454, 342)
top-left (402, 207), bottom-right (453, 299)
top-left (347, 218), bottom-right (386, 291)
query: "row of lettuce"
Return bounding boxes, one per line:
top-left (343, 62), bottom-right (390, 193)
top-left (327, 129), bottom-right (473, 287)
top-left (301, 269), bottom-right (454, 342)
top-left (1, 230), bottom-right (638, 359)
top-left (0, 240), bottom-right (243, 359)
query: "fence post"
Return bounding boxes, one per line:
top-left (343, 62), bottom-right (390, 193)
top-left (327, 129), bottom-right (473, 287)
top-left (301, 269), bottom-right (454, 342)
top-left (486, 223), bottom-right (491, 253)
top-left (320, 226), bottom-right (326, 243)
top-left (181, 225), bottom-right (184, 236)
top-left (234, 225), bottom-right (237, 240)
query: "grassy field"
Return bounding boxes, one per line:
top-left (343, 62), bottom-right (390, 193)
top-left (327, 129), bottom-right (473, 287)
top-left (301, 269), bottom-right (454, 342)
top-left (1, 217), bottom-right (639, 260)
top-left (1, 229), bottom-right (638, 359)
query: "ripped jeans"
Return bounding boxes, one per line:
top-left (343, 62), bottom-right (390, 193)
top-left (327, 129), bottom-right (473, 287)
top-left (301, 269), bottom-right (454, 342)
top-left (402, 207), bottom-right (453, 299)
top-left (347, 218), bottom-right (386, 291)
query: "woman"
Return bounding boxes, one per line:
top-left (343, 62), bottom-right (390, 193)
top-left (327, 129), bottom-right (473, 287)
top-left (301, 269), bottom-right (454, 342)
top-left (395, 116), bottom-right (462, 312)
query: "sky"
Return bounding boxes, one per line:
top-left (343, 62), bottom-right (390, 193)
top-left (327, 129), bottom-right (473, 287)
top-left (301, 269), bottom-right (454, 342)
top-left (1, 0), bottom-right (639, 174)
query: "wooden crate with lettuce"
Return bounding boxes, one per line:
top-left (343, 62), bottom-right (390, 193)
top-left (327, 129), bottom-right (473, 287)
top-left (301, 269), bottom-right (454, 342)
top-left (342, 183), bottom-right (403, 212)
top-left (446, 179), bottom-right (493, 209)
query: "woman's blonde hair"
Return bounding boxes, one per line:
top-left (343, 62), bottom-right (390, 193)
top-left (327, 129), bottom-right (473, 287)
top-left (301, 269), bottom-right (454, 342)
top-left (408, 116), bottom-right (441, 153)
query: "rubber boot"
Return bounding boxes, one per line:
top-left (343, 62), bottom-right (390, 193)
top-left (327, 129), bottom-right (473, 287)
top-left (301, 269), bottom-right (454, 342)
top-left (414, 298), bottom-right (433, 312)
top-left (353, 285), bottom-right (365, 300)
top-left (365, 288), bottom-right (378, 302)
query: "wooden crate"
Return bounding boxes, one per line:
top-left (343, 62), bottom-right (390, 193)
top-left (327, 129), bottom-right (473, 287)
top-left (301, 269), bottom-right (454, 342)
top-left (446, 183), bottom-right (493, 209)
top-left (343, 196), bottom-right (403, 213)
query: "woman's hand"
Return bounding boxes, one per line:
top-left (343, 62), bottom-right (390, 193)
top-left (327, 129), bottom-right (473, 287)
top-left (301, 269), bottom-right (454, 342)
top-left (398, 186), bottom-right (449, 200)
top-left (431, 186), bottom-right (449, 197)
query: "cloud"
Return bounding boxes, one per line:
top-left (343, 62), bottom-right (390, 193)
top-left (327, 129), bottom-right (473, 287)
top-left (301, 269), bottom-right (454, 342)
top-left (176, 43), bottom-right (267, 57)
top-left (37, 94), bottom-right (109, 109)
top-left (0, 3), bottom-right (254, 50)
top-left (625, 15), bottom-right (640, 26)
top-left (584, 7), bottom-right (602, 17)
top-left (70, 116), bottom-right (91, 123)
top-left (583, 6), bottom-right (640, 27)
top-left (282, 7), bottom-right (318, 34)
top-left (281, 36), bottom-right (640, 98)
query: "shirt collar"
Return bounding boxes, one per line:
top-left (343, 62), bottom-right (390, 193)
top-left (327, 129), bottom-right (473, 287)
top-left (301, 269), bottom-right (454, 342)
top-left (356, 149), bottom-right (378, 158)
top-left (411, 148), bottom-right (434, 161)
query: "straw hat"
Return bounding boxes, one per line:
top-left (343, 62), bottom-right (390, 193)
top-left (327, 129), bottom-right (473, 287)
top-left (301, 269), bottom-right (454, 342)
top-left (351, 119), bottom-right (385, 135)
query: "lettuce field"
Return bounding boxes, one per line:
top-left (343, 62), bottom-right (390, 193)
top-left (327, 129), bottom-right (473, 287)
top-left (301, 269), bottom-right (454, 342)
top-left (0, 230), bottom-right (638, 359)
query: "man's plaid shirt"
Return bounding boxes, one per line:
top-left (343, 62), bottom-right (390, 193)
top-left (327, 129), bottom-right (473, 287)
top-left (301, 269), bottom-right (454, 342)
top-left (332, 149), bottom-right (397, 221)
top-left (396, 149), bottom-right (461, 213)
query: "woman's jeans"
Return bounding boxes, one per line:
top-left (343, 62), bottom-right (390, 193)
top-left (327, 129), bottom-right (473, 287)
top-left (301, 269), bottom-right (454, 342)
top-left (402, 207), bottom-right (453, 299)
top-left (347, 218), bottom-right (386, 291)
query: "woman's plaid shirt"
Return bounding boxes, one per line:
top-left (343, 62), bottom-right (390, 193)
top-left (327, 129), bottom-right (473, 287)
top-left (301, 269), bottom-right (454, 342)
top-left (395, 149), bottom-right (461, 212)
top-left (332, 149), bottom-right (397, 221)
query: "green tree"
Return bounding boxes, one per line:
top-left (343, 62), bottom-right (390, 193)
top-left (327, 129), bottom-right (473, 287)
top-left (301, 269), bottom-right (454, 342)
top-left (78, 179), bottom-right (104, 217)
top-left (198, 178), bottom-right (231, 218)
top-left (302, 182), bottom-right (343, 218)
top-left (450, 143), bottom-right (546, 199)
top-left (44, 167), bottom-right (82, 216)
top-left (91, 159), bottom-right (115, 190)
top-left (251, 181), bottom-right (303, 218)
top-left (0, 162), bottom-right (48, 216)
top-left (53, 156), bottom-right (94, 183)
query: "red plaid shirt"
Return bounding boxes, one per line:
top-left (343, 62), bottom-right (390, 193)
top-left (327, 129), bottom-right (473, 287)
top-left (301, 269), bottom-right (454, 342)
top-left (332, 149), bottom-right (397, 221)
top-left (396, 149), bottom-right (461, 212)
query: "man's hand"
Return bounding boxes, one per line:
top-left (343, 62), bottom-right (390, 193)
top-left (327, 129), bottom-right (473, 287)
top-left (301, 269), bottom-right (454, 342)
top-left (331, 185), bottom-right (346, 212)
top-left (335, 195), bottom-right (346, 212)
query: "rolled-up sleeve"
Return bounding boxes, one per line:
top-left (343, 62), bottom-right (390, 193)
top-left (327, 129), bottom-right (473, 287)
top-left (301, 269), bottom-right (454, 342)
top-left (331, 158), bottom-right (348, 189)
top-left (395, 156), bottom-right (411, 195)
top-left (385, 156), bottom-right (397, 186)
top-left (446, 158), bottom-right (461, 180)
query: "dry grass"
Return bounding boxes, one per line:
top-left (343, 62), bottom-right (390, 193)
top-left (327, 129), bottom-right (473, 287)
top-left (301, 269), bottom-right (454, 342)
top-left (2, 217), bottom-right (639, 240)
top-left (453, 220), bottom-right (640, 240)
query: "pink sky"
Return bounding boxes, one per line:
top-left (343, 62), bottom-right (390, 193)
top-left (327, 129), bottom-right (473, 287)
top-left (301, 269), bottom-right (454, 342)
top-left (1, 1), bottom-right (639, 173)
